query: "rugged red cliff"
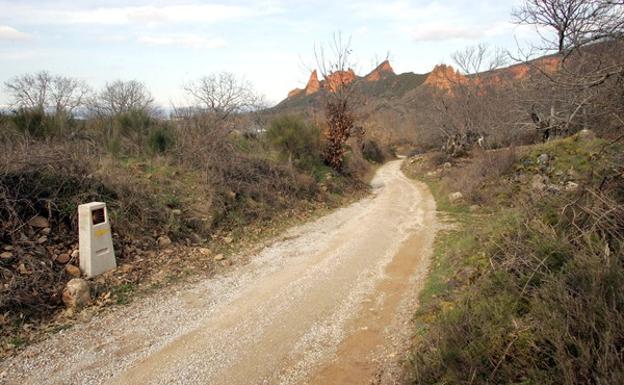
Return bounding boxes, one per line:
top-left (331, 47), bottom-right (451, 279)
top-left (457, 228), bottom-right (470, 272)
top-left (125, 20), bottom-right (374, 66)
top-left (323, 69), bottom-right (356, 92)
top-left (365, 60), bottom-right (395, 81)
top-left (424, 64), bottom-right (467, 90)
top-left (287, 62), bottom-right (394, 98)
top-left (305, 70), bottom-right (321, 95)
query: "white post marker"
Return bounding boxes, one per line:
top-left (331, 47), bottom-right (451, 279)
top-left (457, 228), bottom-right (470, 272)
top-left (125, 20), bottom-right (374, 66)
top-left (78, 202), bottom-right (116, 278)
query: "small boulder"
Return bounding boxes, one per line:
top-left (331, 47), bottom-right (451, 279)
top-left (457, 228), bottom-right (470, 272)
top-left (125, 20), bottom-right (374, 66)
top-left (443, 162), bottom-right (452, 170)
top-left (157, 235), bottom-right (172, 249)
top-left (577, 129), bottom-right (595, 141)
top-left (55, 253), bottom-right (71, 264)
top-left (17, 263), bottom-right (29, 275)
top-left (171, 209), bottom-right (182, 216)
top-left (36, 236), bottom-right (48, 245)
top-left (448, 192), bottom-right (464, 203)
top-left (531, 174), bottom-right (547, 192)
top-left (198, 248), bottom-right (212, 256)
top-left (0, 251), bottom-right (12, 260)
top-left (214, 253), bottom-right (225, 261)
top-left (28, 216), bottom-right (49, 229)
top-left (65, 264), bottom-right (81, 278)
top-left (537, 153), bottom-right (549, 166)
top-left (223, 236), bottom-right (233, 244)
top-left (546, 184), bottom-right (562, 193)
top-left (119, 263), bottom-right (134, 274)
top-left (565, 181), bottom-right (579, 192)
top-left (62, 278), bottom-right (91, 309)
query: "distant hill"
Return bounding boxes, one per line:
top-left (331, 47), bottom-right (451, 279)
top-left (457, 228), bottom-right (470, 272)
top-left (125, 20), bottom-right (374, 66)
top-left (272, 60), bottom-right (428, 113)
top-left (267, 54), bottom-right (565, 146)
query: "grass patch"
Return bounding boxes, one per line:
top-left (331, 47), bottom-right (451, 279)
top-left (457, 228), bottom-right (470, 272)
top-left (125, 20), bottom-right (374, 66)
top-left (112, 283), bottom-right (136, 305)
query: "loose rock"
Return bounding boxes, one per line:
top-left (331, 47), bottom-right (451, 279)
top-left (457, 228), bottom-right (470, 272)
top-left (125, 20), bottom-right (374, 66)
top-left (577, 129), bottom-right (595, 141)
top-left (56, 253), bottom-right (71, 264)
top-left (531, 174), bottom-right (548, 192)
top-left (62, 278), bottom-right (91, 309)
top-left (17, 263), bottom-right (29, 275)
top-left (565, 181), bottom-right (579, 192)
top-left (214, 254), bottom-right (225, 261)
top-left (65, 264), bottom-right (82, 278)
top-left (448, 192), bottom-right (464, 203)
top-left (36, 236), bottom-right (48, 245)
top-left (157, 236), bottom-right (172, 249)
top-left (28, 216), bottom-right (49, 228)
top-left (0, 251), bottom-right (12, 260)
top-left (537, 153), bottom-right (549, 166)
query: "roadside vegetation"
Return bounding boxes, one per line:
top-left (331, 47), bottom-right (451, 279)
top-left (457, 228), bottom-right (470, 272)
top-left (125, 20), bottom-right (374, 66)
top-left (403, 135), bottom-right (623, 384)
top-left (400, 0), bottom-right (624, 383)
top-left (0, 68), bottom-right (382, 357)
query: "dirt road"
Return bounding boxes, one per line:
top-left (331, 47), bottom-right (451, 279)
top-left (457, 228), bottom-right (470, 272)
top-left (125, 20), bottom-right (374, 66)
top-left (1, 159), bottom-right (436, 385)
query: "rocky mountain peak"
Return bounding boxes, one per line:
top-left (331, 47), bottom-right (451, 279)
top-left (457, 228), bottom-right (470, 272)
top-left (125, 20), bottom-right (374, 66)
top-left (365, 60), bottom-right (395, 81)
top-left (305, 70), bottom-right (321, 95)
top-left (424, 64), bottom-right (467, 91)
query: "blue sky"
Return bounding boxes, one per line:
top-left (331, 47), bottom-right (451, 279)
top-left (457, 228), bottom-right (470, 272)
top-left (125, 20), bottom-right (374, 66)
top-left (0, 0), bottom-right (541, 107)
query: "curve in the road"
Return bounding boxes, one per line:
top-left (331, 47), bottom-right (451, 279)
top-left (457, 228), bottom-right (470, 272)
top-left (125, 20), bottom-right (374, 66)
top-left (1, 159), bottom-right (436, 385)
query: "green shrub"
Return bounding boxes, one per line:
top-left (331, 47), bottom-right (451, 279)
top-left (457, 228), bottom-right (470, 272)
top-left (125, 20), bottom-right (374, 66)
top-left (116, 109), bottom-right (153, 137)
top-left (8, 108), bottom-right (71, 138)
top-left (266, 115), bottom-right (322, 170)
top-left (148, 124), bottom-right (175, 154)
top-left (362, 139), bottom-right (386, 163)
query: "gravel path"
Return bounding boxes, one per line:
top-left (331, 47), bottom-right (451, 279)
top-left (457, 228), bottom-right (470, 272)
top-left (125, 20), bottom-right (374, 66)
top-left (0, 159), bottom-right (436, 385)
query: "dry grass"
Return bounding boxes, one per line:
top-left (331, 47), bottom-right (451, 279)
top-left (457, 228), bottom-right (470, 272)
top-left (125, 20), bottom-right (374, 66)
top-left (445, 147), bottom-right (517, 203)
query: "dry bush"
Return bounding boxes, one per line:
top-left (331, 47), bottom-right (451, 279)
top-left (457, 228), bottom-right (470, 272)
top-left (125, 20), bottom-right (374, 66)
top-left (444, 147), bottom-right (517, 202)
top-left (407, 140), bottom-right (624, 385)
top-left (170, 114), bottom-right (322, 229)
top-left (342, 146), bottom-right (370, 179)
top-left (0, 138), bottom-right (192, 325)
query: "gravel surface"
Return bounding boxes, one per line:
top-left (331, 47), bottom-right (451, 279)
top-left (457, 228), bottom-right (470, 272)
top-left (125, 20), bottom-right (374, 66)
top-left (0, 159), bottom-right (437, 385)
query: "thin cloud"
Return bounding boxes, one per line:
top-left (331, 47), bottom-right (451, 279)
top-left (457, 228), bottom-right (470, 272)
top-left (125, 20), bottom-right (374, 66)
top-left (138, 34), bottom-right (226, 49)
top-left (409, 22), bottom-right (512, 42)
top-left (0, 3), bottom-right (275, 26)
top-left (349, 0), bottom-right (452, 21)
top-left (0, 25), bottom-right (31, 41)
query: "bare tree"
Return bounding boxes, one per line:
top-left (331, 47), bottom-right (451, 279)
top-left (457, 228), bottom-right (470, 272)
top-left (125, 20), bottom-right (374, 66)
top-left (4, 71), bottom-right (89, 114)
top-left (91, 80), bottom-right (155, 116)
top-left (183, 72), bottom-right (265, 121)
top-left (452, 44), bottom-right (509, 74)
top-left (315, 33), bottom-right (361, 171)
top-left (513, 0), bottom-right (624, 53)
